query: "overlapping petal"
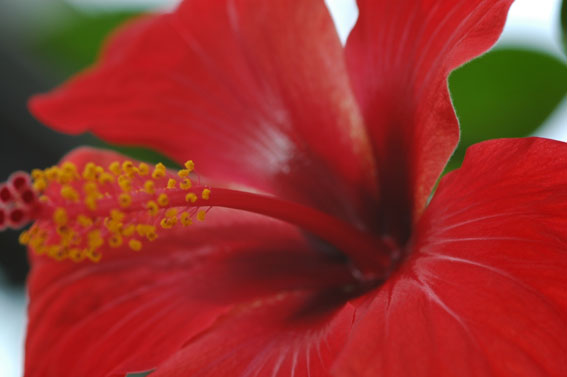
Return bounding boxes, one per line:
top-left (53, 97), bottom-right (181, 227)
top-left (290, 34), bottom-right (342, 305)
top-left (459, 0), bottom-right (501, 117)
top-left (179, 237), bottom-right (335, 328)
top-left (29, 0), bottom-right (377, 224)
top-left (333, 138), bottom-right (567, 377)
top-left (347, 0), bottom-right (514, 240)
top-left (24, 148), bottom-right (357, 377)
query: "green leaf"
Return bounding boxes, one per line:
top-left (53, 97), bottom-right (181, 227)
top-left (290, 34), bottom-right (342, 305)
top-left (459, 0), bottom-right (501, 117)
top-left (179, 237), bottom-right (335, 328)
top-left (32, 9), bottom-right (138, 77)
top-left (447, 47), bottom-right (567, 171)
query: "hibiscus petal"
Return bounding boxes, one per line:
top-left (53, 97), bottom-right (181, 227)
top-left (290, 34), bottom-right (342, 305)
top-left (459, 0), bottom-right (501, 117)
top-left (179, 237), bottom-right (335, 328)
top-left (24, 148), bottom-right (357, 377)
top-left (333, 138), bottom-right (567, 376)
top-left (29, 0), bottom-right (377, 223)
top-left (151, 291), bottom-right (357, 377)
top-left (346, 0), bottom-right (514, 239)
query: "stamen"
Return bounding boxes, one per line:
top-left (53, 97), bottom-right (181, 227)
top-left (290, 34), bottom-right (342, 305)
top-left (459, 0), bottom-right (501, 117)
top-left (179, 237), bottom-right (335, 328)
top-left (2, 160), bottom-right (209, 263)
top-left (2, 158), bottom-right (390, 278)
top-left (167, 179), bottom-right (177, 189)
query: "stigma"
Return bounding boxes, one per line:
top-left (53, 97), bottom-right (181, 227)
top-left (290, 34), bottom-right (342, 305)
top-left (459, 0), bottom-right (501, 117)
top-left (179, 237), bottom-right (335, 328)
top-left (1, 159), bottom-right (210, 263)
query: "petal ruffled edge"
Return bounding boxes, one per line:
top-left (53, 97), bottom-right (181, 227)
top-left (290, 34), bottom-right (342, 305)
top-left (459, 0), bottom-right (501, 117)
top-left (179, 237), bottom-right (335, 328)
top-left (346, 0), bottom-right (514, 241)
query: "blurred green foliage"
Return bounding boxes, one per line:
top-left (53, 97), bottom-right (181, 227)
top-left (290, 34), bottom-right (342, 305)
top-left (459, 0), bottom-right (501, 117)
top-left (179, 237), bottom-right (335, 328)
top-left (447, 48), bottom-right (567, 171)
top-left (33, 9), bottom-right (138, 76)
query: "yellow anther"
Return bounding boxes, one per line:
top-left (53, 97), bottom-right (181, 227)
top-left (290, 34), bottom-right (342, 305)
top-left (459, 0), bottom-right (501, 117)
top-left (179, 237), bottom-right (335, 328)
top-left (179, 178), bottom-right (192, 190)
top-left (84, 196), bottom-right (97, 211)
top-left (85, 249), bottom-right (102, 263)
top-left (160, 218), bottom-right (172, 229)
top-left (56, 224), bottom-right (70, 236)
top-left (143, 180), bottom-right (155, 194)
top-left (109, 233), bottom-right (123, 248)
top-left (39, 195), bottom-right (49, 203)
top-left (136, 224), bottom-right (153, 237)
top-left (136, 224), bottom-right (146, 236)
top-left (29, 230), bottom-right (46, 251)
top-left (69, 248), bottom-right (85, 262)
top-left (152, 170), bottom-right (165, 179)
top-left (178, 169), bottom-right (190, 178)
top-left (138, 163), bottom-right (150, 176)
top-left (110, 209), bottom-right (125, 222)
top-left (146, 229), bottom-right (157, 241)
top-left (60, 185), bottom-right (79, 202)
top-left (118, 175), bottom-right (132, 192)
top-left (184, 160), bottom-right (195, 172)
top-left (87, 230), bottom-right (104, 250)
top-left (201, 188), bottom-right (211, 200)
top-left (53, 208), bottom-right (68, 226)
top-left (47, 245), bottom-right (66, 261)
top-left (180, 212), bottom-right (192, 227)
top-left (109, 161), bottom-right (122, 176)
top-left (146, 200), bottom-right (159, 216)
top-left (119, 193), bottom-right (132, 208)
top-left (98, 172), bottom-right (114, 185)
top-left (58, 172), bottom-right (74, 185)
top-left (157, 193), bottom-right (169, 207)
top-left (128, 239), bottom-right (143, 251)
top-left (165, 208), bottom-right (178, 218)
top-left (61, 162), bottom-right (78, 176)
top-left (122, 160), bottom-right (135, 173)
top-left (160, 217), bottom-right (176, 229)
top-left (152, 163), bottom-right (166, 179)
top-left (122, 224), bottom-right (136, 237)
top-left (197, 210), bottom-right (206, 222)
top-left (185, 192), bottom-right (197, 203)
top-left (94, 166), bottom-right (104, 179)
top-left (45, 166), bottom-right (61, 182)
top-left (33, 178), bottom-right (47, 192)
top-left (18, 231), bottom-right (31, 245)
top-left (82, 163), bottom-right (97, 180)
top-left (77, 215), bottom-right (93, 228)
top-left (83, 181), bottom-right (98, 195)
top-left (104, 217), bottom-right (123, 233)
top-left (31, 169), bottom-right (45, 180)
top-left (167, 178), bottom-right (177, 189)
top-left (57, 227), bottom-right (77, 247)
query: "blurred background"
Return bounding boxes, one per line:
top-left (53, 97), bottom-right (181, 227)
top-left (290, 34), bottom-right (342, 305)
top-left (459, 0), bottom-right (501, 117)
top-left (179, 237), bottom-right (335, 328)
top-left (0, 0), bottom-right (566, 376)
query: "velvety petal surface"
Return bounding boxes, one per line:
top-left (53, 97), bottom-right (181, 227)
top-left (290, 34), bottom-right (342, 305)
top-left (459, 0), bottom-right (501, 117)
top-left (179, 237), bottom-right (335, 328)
top-left (334, 138), bottom-right (567, 377)
top-left (29, 0), bottom-right (377, 225)
top-left (151, 290), bottom-right (358, 377)
top-left (24, 148), bottom-right (357, 377)
top-left (347, 0), bottom-right (514, 240)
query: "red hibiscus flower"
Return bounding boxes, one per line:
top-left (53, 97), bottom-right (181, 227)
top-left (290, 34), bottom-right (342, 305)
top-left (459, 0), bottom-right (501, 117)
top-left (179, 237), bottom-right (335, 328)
top-left (3, 0), bottom-right (566, 376)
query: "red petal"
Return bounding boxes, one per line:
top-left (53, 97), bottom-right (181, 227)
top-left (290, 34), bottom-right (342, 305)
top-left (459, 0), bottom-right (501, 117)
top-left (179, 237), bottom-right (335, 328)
top-left (29, 0), bottom-right (377, 223)
top-left (333, 138), bottom-right (567, 376)
top-left (24, 148), bottom-right (357, 377)
top-left (151, 291), bottom-right (357, 377)
top-left (346, 0), bottom-right (514, 239)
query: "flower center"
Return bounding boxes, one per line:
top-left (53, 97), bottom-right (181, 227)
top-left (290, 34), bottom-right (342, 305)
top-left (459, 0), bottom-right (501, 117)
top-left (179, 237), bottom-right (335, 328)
top-left (1, 158), bottom-right (392, 280)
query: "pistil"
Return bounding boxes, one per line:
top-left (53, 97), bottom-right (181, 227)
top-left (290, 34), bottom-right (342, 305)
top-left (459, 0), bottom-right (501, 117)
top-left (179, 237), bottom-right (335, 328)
top-left (3, 159), bottom-right (391, 279)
